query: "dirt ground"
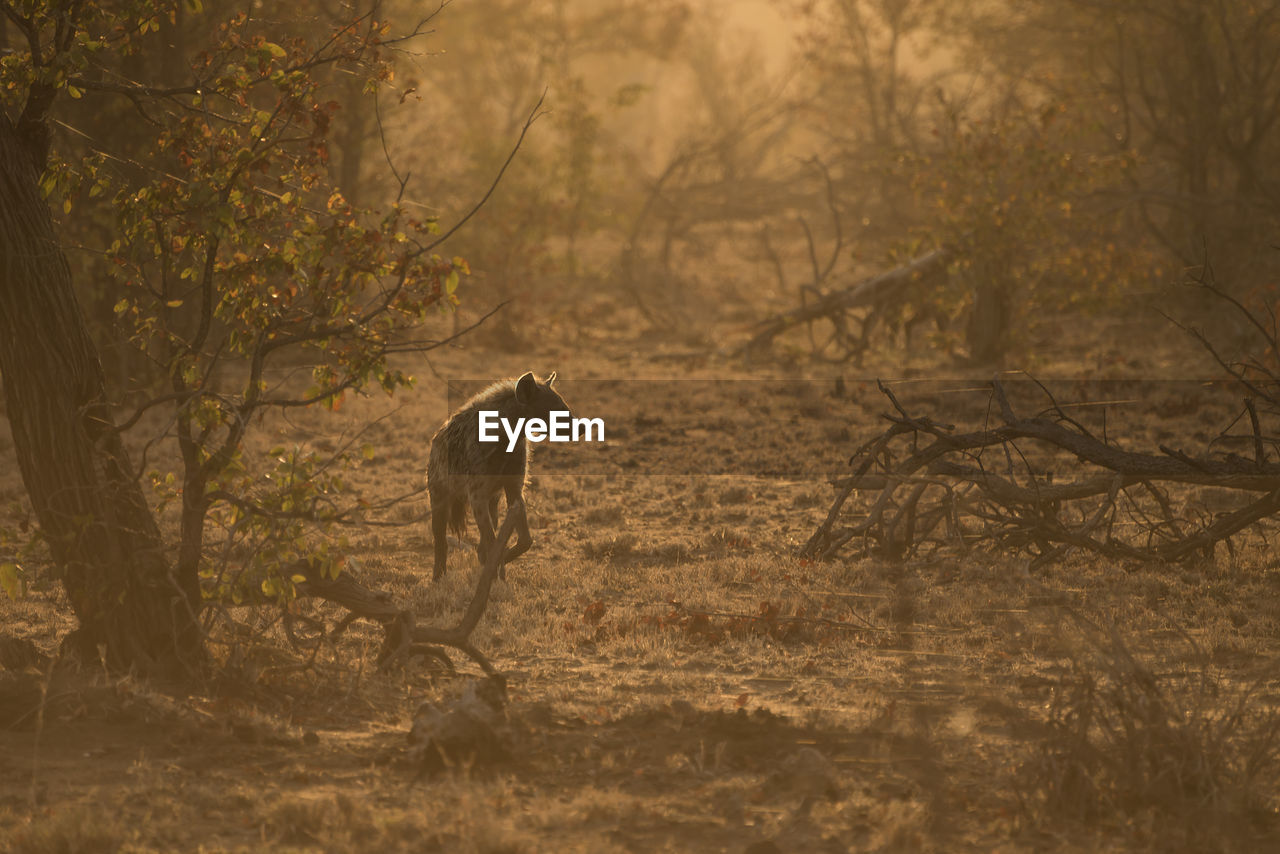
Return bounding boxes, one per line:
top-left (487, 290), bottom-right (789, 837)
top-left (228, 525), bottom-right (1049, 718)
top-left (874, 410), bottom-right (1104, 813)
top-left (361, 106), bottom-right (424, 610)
top-left (2, 293), bottom-right (1280, 853)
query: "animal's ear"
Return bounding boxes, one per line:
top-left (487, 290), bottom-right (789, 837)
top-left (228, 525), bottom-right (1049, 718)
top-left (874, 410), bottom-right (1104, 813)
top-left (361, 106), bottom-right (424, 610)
top-left (515, 371), bottom-right (537, 404)
top-left (546, 371), bottom-right (557, 387)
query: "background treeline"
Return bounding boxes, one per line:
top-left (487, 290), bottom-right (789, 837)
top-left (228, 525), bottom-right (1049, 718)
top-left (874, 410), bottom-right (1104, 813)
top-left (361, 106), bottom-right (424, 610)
top-left (18, 0), bottom-right (1280, 372)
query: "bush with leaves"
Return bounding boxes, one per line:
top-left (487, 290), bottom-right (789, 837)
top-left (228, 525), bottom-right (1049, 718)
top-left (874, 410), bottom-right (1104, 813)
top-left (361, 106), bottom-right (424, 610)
top-left (0, 0), bottom-right (479, 673)
top-left (899, 107), bottom-right (1152, 361)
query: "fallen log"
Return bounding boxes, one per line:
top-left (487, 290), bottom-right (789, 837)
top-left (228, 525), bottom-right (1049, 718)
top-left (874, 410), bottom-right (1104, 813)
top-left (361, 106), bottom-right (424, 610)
top-left (741, 247), bottom-right (952, 359)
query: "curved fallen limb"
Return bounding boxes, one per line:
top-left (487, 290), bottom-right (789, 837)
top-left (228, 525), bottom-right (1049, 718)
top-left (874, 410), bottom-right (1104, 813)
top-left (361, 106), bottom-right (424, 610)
top-left (296, 503), bottom-right (522, 677)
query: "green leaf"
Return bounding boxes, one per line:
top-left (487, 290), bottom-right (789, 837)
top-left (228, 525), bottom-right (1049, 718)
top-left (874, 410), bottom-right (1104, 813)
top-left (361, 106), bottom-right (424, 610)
top-left (0, 563), bottom-right (23, 600)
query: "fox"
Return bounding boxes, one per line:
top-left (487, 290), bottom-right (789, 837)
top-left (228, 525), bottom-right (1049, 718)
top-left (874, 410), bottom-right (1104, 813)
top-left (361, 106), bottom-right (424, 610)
top-left (427, 371), bottom-right (568, 581)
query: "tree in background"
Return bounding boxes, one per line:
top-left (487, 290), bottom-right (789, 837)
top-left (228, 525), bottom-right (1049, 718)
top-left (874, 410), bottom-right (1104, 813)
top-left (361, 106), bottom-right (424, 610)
top-left (367, 1), bottom-right (818, 344)
top-left (367, 0), bottom-right (695, 348)
top-left (789, 0), bottom-right (1171, 362)
top-left (614, 7), bottom-right (805, 335)
top-left (905, 106), bottom-right (1143, 361)
top-left (1044, 0), bottom-right (1280, 272)
top-left (950, 0), bottom-right (1280, 353)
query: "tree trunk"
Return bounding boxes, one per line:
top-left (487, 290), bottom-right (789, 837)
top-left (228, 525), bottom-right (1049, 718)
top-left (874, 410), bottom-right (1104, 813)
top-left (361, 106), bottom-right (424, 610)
top-left (0, 114), bottom-right (203, 678)
top-left (966, 280), bottom-right (1011, 364)
top-left (334, 72), bottom-right (370, 207)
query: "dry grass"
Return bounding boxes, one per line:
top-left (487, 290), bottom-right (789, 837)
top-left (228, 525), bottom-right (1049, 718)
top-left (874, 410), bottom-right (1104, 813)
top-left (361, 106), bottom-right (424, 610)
top-left (3, 304), bottom-right (1280, 850)
top-left (6, 807), bottom-right (130, 854)
top-left (1020, 617), bottom-right (1280, 851)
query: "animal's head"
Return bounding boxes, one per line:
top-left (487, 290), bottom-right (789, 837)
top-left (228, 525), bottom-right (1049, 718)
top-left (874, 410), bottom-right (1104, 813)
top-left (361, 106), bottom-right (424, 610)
top-left (514, 371), bottom-right (568, 420)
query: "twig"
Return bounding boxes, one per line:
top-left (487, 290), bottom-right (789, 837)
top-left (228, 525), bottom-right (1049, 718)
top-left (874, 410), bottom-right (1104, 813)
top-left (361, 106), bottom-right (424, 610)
top-left (417, 91), bottom-right (548, 256)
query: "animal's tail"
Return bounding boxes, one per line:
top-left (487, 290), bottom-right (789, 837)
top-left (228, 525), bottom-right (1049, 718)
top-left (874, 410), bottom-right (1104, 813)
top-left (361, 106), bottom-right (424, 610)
top-left (448, 497), bottom-right (468, 538)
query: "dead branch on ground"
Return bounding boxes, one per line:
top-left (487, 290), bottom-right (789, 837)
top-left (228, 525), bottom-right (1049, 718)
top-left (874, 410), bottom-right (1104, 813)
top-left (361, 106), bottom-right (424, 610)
top-left (294, 504), bottom-right (523, 679)
top-left (741, 246), bottom-right (953, 362)
top-left (804, 378), bottom-right (1280, 566)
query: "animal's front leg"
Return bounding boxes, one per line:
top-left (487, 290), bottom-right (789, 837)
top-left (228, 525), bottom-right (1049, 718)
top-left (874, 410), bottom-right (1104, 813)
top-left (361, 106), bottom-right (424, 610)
top-left (501, 496), bottom-right (532, 564)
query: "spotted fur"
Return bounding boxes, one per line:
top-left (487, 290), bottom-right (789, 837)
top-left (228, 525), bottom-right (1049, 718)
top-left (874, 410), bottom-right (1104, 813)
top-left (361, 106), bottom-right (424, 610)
top-left (427, 371), bottom-right (567, 581)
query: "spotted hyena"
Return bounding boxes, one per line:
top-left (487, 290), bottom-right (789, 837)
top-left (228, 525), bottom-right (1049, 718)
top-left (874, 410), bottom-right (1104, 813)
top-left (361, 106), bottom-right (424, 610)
top-left (427, 371), bottom-right (568, 581)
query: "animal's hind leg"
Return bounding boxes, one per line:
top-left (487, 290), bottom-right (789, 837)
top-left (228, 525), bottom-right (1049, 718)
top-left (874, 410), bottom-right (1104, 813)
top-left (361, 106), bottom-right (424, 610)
top-left (470, 491), bottom-right (496, 571)
top-left (431, 495), bottom-right (450, 582)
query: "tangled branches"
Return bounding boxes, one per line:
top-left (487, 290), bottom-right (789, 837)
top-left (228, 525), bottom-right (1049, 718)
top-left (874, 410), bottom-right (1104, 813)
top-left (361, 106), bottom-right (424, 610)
top-left (804, 378), bottom-right (1280, 567)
